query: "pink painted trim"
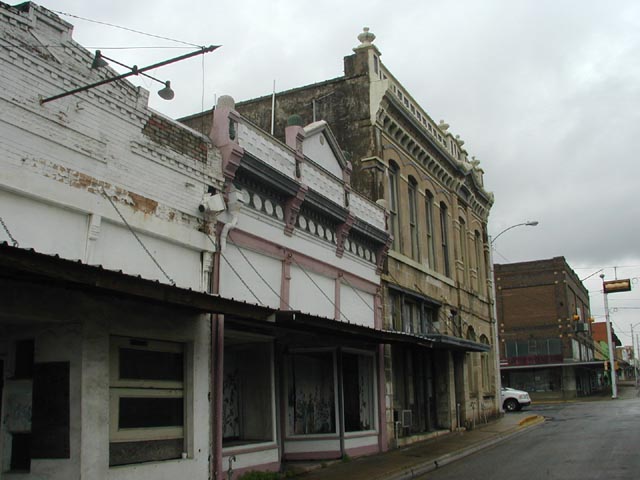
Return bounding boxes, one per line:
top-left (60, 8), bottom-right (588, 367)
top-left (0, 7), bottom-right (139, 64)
top-left (377, 344), bottom-right (388, 452)
top-left (228, 229), bottom-right (379, 295)
top-left (345, 443), bottom-right (380, 457)
top-left (284, 185), bottom-right (308, 236)
top-left (335, 214), bottom-right (355, 258)
top-left (223, 443), bottom-right (278, 456)
top-left (224, 461), bottom-right (281, 480)
top-left (227, 229), bottom-right (286, 260)
top-left (334, 276), bottom-right (341, 320)
top-left (284, 434), bottom-right (339, 441)
top-left (281, 254), bottom-right (292, 310)
top-left (283, 451), bottom-right (341, 461)
top-left (210, 106), bottom-right (244, 185)
top-left (374, 289), bottom-right (382, 329)
top-left (344, 431), bottom-right (378, 439)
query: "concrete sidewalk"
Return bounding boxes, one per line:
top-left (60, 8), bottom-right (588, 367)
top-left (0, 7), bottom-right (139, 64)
top-left (285, 413), bottom-right (544, 480)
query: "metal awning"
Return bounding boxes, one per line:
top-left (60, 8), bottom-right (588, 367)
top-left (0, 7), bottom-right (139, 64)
top-left (0, 242), bottom-right (273, 320)
top-left (0, 243), bottom-right (490, 353)
top-left (501, 360), bottom-right (605, 370)
top-left (273, 311), bottom-right (490, 352)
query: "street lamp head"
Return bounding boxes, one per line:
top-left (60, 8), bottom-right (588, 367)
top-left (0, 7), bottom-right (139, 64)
top-left (491, 220), bottom-right (540, 245)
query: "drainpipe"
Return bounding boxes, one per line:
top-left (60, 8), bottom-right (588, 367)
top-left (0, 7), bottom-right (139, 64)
top-left (211, 314), bottom-right (225, 478)
top-left (337, 348), bottom-right (346, 458)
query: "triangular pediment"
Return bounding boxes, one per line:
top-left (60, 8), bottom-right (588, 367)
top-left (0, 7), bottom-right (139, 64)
top-left (302, 121), bottom-right (349, 178)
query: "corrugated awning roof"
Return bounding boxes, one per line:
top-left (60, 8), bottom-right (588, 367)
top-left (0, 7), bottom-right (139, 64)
top-left (0, 243), bottom-right (489, 353)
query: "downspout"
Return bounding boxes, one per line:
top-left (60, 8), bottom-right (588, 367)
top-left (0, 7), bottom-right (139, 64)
top-left (377, 344), bottom-right (388, 452)
top-left (337, 347), bottom-right (346, 458)
top-left (212, 314), bottom-right (225, 479)
top-left (211, 233), bottom-right (224, 479)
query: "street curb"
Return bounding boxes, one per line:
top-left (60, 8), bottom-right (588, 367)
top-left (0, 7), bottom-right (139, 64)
top-left (384, 416), bottom-right (546, 480)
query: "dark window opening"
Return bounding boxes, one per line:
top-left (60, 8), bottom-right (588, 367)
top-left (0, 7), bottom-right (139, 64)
top-left (119, 348), bottom-right (183, 381)
top-left (10, 433), bottom-right (31, 471)
top-left (14, 339), bottom-right (34, 379)
top-left (119, 397), bottom-right (184, 429)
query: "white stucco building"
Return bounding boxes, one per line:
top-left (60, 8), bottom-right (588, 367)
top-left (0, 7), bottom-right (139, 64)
top-left (0, 3), bottom-right (394, 479)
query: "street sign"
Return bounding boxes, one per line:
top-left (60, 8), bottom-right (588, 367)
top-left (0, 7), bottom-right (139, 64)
top-left (603, 279), bottom-right (632, 294)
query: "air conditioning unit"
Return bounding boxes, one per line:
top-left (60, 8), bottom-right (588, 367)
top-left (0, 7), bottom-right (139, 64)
top-left (575, 322), bottom-right (589, 333)
top-left (401, 409), bottom-right (412, 428)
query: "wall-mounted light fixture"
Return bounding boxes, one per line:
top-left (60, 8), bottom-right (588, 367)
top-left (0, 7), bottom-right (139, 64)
top-left (40, 45), bottom-right (219, 105)
top-left (91, 50), bottom-right (175, 100)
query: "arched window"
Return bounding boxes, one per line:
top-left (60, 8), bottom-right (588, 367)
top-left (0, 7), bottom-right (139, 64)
top-left (425, 190), bottom-right (436, 269)
top-left (439, 202), bottom-right (450, 277)
top-left (458, 216), bottom-right (468, 286)
top-left (474, 230), bottom-right (484, 294)
top-left (388, 161), bottom-right (400, 251)
top-left (480, 335), bottom-right (491, 390)
top-left (408, 176), bottom-right (419, 261)
top-left (466, 326), bottom-right (478, 394)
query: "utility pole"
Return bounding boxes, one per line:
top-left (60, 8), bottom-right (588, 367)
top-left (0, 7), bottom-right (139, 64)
top-left (632, 324), bottom-right (639, 386)
top-left (600, 274), bottom-right (617, 398)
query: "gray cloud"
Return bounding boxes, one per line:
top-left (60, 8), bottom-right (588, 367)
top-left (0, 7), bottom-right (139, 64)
top-left (47, 0), bottom-right (640, 343)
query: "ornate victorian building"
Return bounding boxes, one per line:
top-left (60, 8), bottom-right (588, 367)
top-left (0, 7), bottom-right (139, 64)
top-left (182, 28), bottom-right (497, 447)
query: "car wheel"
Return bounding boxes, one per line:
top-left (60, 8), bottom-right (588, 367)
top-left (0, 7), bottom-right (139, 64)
top-left (503, 398), bottom-right (518, 412)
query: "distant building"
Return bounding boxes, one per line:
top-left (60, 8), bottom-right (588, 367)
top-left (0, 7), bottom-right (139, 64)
top-left (591, 321), bottom-right (622, 361)
top-left (495, 257), bottom-right (604, 400)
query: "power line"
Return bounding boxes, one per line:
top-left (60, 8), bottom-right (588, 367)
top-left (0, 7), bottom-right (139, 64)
top-left (0, 44), bottom-right (192, 50)
top-left (229, 239), bottom-right (288, 308)
top-left (290, 255), bottom-right (351, 323)
top-left (0, 216), bottom-right (19, 247)
top-left (101, 187), bottom-right (175, 286)
top-left (204, 235), bottom-right (263, 305)
top-left (52, 10), bottom-right (201, 48)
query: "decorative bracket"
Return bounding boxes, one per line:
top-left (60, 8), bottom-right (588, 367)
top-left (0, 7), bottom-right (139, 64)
top-left (335, 213), bottom-right (355, 258)
top-left (375, 234), bottom-right (393, 275)
top-left (284, 184), bottom-right (308, 236)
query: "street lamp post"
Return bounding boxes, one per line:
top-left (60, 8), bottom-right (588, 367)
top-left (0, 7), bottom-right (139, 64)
top-left (631, 323), bottom-right (640, 386)
top-left (600, 274), bottom-right (617, 399)
top-left (489, 220), bottom-right (539, 413)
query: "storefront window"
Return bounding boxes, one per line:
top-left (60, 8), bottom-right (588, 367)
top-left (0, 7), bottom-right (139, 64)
top-left (223, 340), bottom-right (273, 446)
top-left (342, 352), bottom-right (375, 432)
top-left (287, 351), bottom-right (336, 435)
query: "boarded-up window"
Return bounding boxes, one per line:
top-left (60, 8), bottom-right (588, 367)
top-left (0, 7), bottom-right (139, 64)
top-left (31, 362), bottom-right (70, 458)
top-left (109, 337), bottom-right (185, 466)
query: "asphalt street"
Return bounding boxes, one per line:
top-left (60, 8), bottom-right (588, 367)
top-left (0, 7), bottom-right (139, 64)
top-left (418, 387), bottom-right (640, 480)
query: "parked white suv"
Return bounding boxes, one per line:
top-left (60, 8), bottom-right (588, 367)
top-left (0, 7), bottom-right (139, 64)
top-left (501, 386), bottom-right (531, 412)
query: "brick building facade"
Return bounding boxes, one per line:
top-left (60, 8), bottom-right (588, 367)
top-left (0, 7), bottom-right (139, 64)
top-left (495, 257), bottom-right (604, 400)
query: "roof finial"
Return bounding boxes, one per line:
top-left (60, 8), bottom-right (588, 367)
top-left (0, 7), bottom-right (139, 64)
top-left (357, 27), bottom-right (376, 47)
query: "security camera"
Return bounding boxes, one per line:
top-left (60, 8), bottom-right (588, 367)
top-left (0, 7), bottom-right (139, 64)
top-left (199, 193), bottom-right (226, 213)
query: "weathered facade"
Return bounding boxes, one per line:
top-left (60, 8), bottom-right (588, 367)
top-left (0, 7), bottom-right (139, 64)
top-left (0, 3), bottom-right (224, 478)
top-left (183, 27), bottom-right (497, 445)
top-left (0, 4), bottom-right (399, 478)
top-left (495, 257), bottom-right (603, 400)
top-left (208, 97), bottom-right (392, 475)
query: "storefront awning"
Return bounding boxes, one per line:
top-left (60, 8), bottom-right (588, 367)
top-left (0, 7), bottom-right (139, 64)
top-left (0, 243), bottom-right (274, 321)
top-left (0, 243), bottom-right (490, 354)
top-left (501, 360), bottom-right (605, 370)
top-left (274, 311), bottom-right (490, 352)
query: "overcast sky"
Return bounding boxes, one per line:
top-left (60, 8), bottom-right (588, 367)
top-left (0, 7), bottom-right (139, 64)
top-left (41, 0), bottom-right (640, 346)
